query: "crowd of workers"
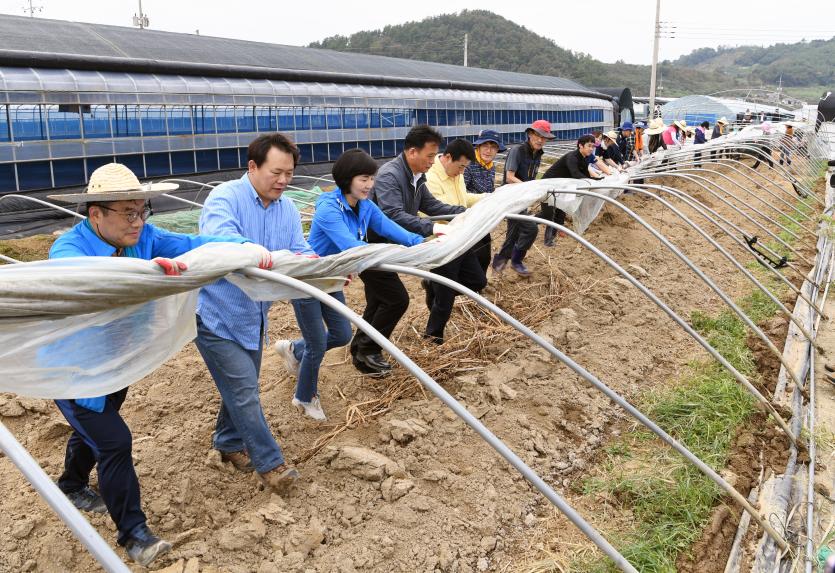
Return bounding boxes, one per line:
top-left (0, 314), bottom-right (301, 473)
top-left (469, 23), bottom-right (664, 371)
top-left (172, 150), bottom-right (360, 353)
top-left (41, 111), bottom-right (789, 565)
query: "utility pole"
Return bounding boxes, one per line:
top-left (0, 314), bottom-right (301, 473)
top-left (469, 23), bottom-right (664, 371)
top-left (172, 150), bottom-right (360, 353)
top-left (132, 0), bottom-right (149, 29)
top-left (648, 0), bottom-right (661, 116)
top-left (22, 0), bottom-right (42, 17)
top-left (464, 33), bottom-right (468, 67)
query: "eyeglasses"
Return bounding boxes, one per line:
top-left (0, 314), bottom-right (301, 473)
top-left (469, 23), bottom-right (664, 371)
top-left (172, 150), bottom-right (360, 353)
top-left (98, 205), bottom-right (153, 223)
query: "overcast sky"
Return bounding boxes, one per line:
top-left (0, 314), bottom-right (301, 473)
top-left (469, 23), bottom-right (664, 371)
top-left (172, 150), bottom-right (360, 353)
top-left (2, 0), bottom-right (834, 65)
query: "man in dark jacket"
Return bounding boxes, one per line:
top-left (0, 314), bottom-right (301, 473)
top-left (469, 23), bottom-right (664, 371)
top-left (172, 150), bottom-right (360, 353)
top-left (350, 125), bottom-right (463, 373)
top-left (494, 119), bottom-right (554, 275)
top-left (617, 122), bottom-right (635, 161)
top-left (539, 135), bottom-right (603, 233)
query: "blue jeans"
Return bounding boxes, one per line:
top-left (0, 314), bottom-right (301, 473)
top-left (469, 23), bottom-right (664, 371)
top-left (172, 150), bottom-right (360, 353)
top-left (195, 315), bottom-right (284, 474)
top-left (290, 290), bottom-right (353, 402)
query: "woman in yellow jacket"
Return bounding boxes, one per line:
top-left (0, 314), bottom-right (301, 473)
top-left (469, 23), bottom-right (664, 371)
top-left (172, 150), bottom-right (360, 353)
top-left (421, 138), bottom-right (488, 344)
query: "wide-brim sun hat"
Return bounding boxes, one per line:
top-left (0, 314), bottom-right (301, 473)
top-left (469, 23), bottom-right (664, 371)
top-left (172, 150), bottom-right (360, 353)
top-left (48, 163), bottom-right (179, 204)
top-left (645, 118), bottom-right (666, 135)
top-left (526, 119), bottom-right (556, 139)
top-left (621, 121), bottom-right (634, 131)
top-left (473, 129), bottom-right (507, 152)
top-left (717, 117), bottom-right (729, 126)
top-left (674, 120), bottom-right (687, 130)
top-left (603, 130), bottom-right (619, 142)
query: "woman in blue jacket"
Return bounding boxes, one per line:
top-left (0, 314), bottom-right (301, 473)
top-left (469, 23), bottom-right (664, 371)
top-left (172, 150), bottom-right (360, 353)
top-left (274, 149), bottom-right (424, 419)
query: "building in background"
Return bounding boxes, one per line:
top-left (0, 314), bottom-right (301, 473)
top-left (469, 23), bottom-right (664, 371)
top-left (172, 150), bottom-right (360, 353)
top-left (0, 14), bottom-right (613, 198)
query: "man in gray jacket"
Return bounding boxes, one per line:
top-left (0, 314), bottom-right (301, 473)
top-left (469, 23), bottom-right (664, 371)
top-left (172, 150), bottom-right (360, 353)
top-left (349, 125), bottom-right (463, 374)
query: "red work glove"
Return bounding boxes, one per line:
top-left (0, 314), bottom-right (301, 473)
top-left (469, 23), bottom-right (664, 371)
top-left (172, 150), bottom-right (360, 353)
top-left (153, 257), bottom-right (188, 276)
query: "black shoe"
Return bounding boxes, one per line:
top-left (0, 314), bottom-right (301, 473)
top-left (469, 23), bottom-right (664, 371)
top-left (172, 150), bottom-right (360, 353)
top-left (124, 525), bottom-right (172, 567)
top-left (421, 279), bottom-right (434, 311)
top-left (65, 486), bottom-right (107, 514)
top-left (423, 333), bottom-right (444, 345)
top-left (352, 356), bottom-right (391, 377)
top-left (358, 353), bottom-right (393, 370)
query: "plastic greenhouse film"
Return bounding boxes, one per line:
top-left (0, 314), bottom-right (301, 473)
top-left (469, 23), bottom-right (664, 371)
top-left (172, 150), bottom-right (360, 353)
top-left (0, 176), bottom-right (622, 399)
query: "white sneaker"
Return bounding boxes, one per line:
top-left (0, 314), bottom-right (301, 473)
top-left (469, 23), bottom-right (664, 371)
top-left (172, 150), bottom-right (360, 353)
top-left (274, 340), bottom-right (300, 377)
top-left (292, 396), bottom-right (327, 421)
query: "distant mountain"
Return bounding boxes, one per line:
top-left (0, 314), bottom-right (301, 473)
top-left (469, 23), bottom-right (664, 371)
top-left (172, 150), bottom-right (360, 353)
top-left (668, 39), bottom-right (835, 88)
top-left (309, 10), bottom-right (831, 101)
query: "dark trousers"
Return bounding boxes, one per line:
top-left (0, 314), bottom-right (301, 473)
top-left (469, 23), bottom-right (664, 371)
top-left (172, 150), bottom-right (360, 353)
top-left (538, 203), bottom-right (566, 242)
top-left (497, 211), bottom-right (538, 261)
top-left (55, 389), bottom-right (146, 546)
top-left (426, 250), bottom-right (488, 340)
top-left (472, 234), bottom-right (492, 273)
top-left (350, 269), bottom-right (409, 356)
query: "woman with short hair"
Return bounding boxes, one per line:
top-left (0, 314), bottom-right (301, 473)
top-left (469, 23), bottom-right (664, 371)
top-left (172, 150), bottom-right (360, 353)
top-left (275, 149), bottom-right (424, 398)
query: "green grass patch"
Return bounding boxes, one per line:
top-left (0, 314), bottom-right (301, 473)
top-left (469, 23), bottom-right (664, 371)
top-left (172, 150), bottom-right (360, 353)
top-left (573, 305), bottom-right (768, 572)
top-left (570, 195), bottom-right (806, 570)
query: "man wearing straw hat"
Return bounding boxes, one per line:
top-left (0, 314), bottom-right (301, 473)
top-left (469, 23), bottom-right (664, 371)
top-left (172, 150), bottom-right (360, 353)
top-left (47, 163), bottom-right (271, 566)
top-left (710, 117), bottom-right (729, 160)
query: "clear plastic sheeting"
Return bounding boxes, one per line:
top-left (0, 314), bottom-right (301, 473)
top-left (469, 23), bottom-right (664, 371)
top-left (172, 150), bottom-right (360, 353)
top-left (0, 172), bottom-right (631, 399)
top-left (1, 293), bottom-right (198, 399)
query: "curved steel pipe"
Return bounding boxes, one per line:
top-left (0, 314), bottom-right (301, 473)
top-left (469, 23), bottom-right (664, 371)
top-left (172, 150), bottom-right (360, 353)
top-left (506, 213), bottom-right (797, 445)
top-left (159, 193), bottom-right (203, 208)
top-left (650, 154), bottom-right (819, 227)
top-left (637, 172), bottom-right (817, 276)
top-left (645, 142), bottom-right (821, 204)
top-left (587, 184), bottom-right (824, 348)
top-left (0, 194), bottom-right (86, 219)
top-left (627, 183), bottom-right (827, 319)
top-left (0, 421), bottom-right (131, 572)
top-left (534, 188), bottom-right (807, 393)
top-left (381, 263), bottom-right (790, 551)
top-left (656, 167), bottom-right (809, 245)
top-left (239, 267), bottom-right (639, 573)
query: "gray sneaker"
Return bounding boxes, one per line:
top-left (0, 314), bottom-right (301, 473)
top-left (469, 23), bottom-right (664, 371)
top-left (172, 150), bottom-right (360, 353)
top-left (274, 340), bottom-right (301, 377)
top-left (124, 525), bottom-right (172, 567)
top-left (65, 486), bottom-right (107, 514)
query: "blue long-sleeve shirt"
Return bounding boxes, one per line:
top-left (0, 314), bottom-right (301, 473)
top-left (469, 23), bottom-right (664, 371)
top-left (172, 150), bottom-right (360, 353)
top-left (49, 218), bottom-right (248, 411)
top-left (197, 172), bottom-right (313, 350)
top-left (49, 218), bottom-right (245, 259)
top-left (308, 189), bottom-right (423, 256)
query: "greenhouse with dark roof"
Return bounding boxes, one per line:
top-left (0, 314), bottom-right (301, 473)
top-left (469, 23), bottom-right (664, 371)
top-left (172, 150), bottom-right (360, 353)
top-left (0, 13), bottom-right (612, 197)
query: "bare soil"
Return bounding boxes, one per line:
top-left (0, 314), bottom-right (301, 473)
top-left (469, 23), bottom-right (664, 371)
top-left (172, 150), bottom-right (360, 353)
top-left (0, 167), bottom-right (815, 572)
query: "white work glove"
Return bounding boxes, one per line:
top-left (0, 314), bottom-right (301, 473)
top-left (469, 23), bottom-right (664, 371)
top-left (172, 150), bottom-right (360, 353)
top-left (432, 223), bottom-right (451, 236)
top-left (243, 243), bottom-right (273, 270)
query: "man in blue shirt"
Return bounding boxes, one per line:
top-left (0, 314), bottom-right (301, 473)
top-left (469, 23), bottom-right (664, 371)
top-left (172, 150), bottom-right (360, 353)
top-left (46, 163), bottom-right (261, 567)
top-left (197, 133), bottom-right (309, 494)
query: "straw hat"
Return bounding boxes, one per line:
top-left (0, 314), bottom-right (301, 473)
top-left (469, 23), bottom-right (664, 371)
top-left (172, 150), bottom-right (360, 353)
top-left (717, 117), bottom-right (729, 126)
top-left (603, 130), bottom-right (619, 142)
top-left (645, 118), bottom-right (666, 135)
top-left (674, 120), bottom-right (687, 131)
top-left (48, 163), bottom-right (178, 204)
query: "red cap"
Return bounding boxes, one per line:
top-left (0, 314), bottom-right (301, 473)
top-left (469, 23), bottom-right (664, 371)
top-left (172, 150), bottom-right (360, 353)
top-left (527, 119), bottom-right (555, 139)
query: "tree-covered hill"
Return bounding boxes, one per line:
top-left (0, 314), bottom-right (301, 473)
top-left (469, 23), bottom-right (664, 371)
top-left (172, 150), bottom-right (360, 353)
top-left (310, 10), bottom-right (832, 101)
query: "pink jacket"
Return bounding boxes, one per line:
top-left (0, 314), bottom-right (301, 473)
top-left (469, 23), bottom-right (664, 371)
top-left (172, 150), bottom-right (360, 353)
top-left (661, 125), bottom-right (679, 146)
